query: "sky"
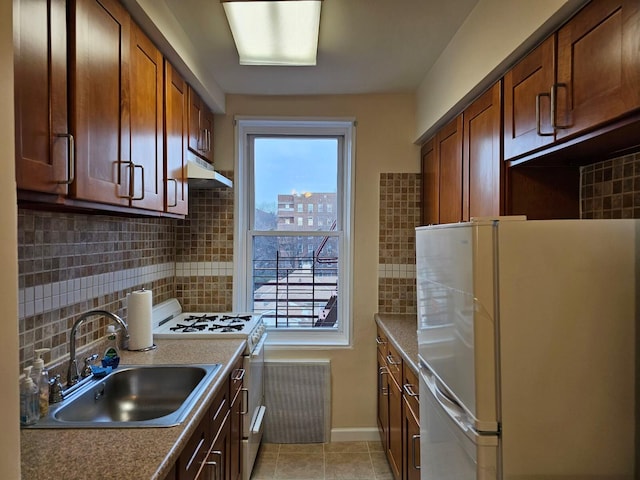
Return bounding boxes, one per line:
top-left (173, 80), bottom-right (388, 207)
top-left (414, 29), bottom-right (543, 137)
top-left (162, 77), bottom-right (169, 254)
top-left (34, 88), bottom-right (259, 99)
top-left (254, 137), bottom-right (338, 211)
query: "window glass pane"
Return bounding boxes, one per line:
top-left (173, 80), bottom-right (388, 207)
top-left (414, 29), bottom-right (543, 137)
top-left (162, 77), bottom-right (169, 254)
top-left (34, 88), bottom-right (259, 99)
top-left (252, 234), bottom-right (339, 328)
top-left (254, 137), bottom-right (338, 231)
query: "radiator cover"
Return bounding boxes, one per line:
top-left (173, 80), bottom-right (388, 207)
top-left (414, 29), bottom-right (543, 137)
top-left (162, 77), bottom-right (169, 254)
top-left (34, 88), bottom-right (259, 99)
top-left (263, 360), bottom-right (331, 443)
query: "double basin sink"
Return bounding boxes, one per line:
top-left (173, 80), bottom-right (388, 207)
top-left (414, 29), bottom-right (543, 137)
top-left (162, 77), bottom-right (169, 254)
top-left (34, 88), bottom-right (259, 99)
top-left (28, 364), bottom-right (221, 428)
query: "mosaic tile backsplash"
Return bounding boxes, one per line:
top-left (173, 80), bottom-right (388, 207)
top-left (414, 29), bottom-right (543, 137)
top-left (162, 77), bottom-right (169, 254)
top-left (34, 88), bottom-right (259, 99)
top-left (581, 151), bottom-right (640, 218)
top-left (378, 173), bottom-right (421, 314)
top-left (16, 172), bottom-right (237, 372)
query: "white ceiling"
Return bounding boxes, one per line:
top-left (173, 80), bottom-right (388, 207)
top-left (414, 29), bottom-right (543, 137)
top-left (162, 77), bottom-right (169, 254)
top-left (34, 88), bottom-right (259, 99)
top-left (159, 0), bottom-right (479, 96)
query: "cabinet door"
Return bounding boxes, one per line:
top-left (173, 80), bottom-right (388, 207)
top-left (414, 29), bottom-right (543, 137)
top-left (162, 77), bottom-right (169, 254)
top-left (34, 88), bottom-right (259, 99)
top-left (164, 61), bottom-right (189, 215)
top-left (71, 0), bottom-right (130, 205)
top-left (420, 138), bottom-right (438, 225)
top-left (555, 0), bottom-right (640, 140)
top-left (503, 36), bottom-right (555, 160)
top-left (403, 398), bottom-right (421, 480)
top-left (177, 415), bottom-right (209, 480)
top-left (201, 107), bottom-right (215, 164)
top-left (387, 375), bottom-right (403, 480)
top-left (377, 350), bottom-right (389, 446)
top-left (437, 115), bottom-right (463, 225)
top-left (200, 412), bottom-right (230, 480)
top-left (463, 81), bottom-right (503, 220)
top-left (129, 22), bottom-right (164, 211)
top-left (14, 0), bottom-right (69, 194)
top-left (187, 86), bottom-right (205, 157)
top-left (229, 358), bottom-right (244, 480)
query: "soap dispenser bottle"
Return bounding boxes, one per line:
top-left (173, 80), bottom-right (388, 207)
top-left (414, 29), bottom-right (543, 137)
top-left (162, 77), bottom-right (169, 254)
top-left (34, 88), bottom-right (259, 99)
top-left (31, 348), bottom-right (50, 416)
top-left (20, 367), bottom-right (39, 426)
top-left (102, 325), bottom-right (120, 368)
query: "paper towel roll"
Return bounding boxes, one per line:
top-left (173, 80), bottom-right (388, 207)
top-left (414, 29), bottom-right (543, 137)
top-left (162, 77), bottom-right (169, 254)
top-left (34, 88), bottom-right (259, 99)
top-left (127, 289), bottom-right (153, 350)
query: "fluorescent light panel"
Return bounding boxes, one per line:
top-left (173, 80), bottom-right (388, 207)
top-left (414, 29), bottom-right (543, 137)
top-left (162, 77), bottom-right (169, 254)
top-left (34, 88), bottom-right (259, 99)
top-left (222, 0), bottom-right (322, 66)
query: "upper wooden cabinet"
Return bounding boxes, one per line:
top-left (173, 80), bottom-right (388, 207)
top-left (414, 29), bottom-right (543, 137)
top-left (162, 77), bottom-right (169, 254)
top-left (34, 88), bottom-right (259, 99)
top-left (129, 22), bottom-right (164, 212)
top-left (15, 0), bottom-right (184, 216)
top-left (188, 86), bottom-right (215, 164)
top-left (420, 139), bottom-right (438, 225)
top-left (555, 0), bottom-right (640, 140)
top-left (504, 0), bottom-right (640, 161)
top-left (503, 36), bottom-right (555, 160)
top-left (436, 115), bottom-right (463, 225)
top-left (164, 61), bottom-right (189, 215)
top-left (463, 81), bottom-right (503, 220)
top-left (14, 0), bottom-right (69, 194)
top-left (421, 83), bottom-right (502, 224)
top-left (71, 0), bottom-right (131, 206)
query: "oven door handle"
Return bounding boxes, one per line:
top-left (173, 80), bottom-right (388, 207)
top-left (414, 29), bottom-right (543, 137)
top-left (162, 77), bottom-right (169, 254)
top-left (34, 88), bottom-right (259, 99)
top-left (251, 405), bottom-right (266, 434)
top-left (240, 387), bottom-right (249, 415)
top-left (251, 332), bottom-right (268, 358)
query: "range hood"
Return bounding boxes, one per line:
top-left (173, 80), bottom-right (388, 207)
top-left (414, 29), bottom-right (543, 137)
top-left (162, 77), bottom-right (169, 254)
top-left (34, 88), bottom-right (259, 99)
top-left (187, 156), bottom-right (232, 189)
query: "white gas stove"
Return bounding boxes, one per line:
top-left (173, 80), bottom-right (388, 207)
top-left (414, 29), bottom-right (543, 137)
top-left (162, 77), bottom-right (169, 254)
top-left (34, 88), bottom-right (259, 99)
top-left (152, 299), bottom-right (266, 353)
top-left (151, 298), bottom-right (267, 480)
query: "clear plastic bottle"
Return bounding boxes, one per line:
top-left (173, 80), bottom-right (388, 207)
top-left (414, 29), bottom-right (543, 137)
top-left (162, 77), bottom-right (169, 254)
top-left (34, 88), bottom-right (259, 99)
top-left (20, 367), bottom-right (39, 426)
top-left (31, 348), bottom-right (50, 416)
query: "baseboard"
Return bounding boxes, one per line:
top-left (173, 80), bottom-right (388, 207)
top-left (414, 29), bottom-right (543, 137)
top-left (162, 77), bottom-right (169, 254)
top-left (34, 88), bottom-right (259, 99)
top-left (330, 427), bottom-right (381, 442)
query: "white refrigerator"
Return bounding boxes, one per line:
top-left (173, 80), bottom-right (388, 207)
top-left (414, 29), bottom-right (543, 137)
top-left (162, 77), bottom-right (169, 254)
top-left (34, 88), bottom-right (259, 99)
top-left (416, 217), bottom-right (637, 480)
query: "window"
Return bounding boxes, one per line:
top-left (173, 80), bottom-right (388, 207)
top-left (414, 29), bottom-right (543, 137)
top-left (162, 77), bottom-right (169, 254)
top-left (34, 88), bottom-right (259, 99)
top-left (318, 203), bottom-right (323, 213)
top-left (234, 118), bottom-right (354, 346)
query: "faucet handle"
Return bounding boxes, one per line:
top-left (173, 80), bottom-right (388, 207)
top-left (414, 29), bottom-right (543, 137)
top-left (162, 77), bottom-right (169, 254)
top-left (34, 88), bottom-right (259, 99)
top-left (81, 354), bottom-right (99, 378)
top-left (49, 375), bottom-right (64, 404)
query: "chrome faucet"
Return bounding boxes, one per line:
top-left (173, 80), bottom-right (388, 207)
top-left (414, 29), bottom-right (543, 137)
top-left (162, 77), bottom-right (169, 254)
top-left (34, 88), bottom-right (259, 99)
top-left (67, 310), bottom-right (129, 386)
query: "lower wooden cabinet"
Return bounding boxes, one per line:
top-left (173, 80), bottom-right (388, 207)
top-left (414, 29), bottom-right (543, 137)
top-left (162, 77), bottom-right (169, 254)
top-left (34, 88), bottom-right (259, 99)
top-left (169, 357), bottom-right (243, 480)
top-left (402, 367), bottom-right (420, 480)
top-left (376, 328), bottom-right (421, 480)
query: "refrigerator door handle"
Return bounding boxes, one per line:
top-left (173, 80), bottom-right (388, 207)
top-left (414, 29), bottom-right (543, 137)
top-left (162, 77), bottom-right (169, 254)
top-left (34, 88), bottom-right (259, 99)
top-left (421, 365), bottom-right (473, 434)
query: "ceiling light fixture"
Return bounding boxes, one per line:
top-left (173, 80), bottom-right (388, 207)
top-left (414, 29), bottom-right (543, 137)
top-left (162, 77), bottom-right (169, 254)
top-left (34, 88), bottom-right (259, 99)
top-left (221, 0), bottom-right (322, 66)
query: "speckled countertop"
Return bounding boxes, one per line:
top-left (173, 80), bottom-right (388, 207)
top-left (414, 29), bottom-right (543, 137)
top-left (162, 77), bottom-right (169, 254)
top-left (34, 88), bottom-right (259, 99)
top-left (20, 338), bottom-right (245, 480)
top-left (374, 313), bottom-right (419, 374)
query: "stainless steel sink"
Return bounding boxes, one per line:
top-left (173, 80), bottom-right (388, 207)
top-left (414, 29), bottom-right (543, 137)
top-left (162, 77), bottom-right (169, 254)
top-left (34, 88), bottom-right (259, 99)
top-left (28, 364), bottom-right (221, 428)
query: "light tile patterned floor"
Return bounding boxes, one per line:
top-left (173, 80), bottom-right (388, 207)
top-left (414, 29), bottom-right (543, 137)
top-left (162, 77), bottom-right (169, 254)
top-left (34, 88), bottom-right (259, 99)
top-left (250, 441), bottom-right (394, 480)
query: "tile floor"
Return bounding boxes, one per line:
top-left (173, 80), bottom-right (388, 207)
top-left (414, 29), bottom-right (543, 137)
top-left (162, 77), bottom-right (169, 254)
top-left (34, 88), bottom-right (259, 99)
top-left (250, 441), bottom-right (394, 480)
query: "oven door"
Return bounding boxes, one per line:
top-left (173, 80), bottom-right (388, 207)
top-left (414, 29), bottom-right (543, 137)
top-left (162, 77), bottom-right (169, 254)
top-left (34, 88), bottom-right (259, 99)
top-left (242, 332), bottom-right (267, 480)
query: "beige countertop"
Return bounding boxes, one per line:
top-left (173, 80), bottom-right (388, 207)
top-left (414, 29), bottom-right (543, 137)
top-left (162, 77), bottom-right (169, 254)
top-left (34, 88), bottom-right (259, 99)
top-left (20, 338), bottom-right (246, 480)
top-left (374, 313), bottom-right (419, 374)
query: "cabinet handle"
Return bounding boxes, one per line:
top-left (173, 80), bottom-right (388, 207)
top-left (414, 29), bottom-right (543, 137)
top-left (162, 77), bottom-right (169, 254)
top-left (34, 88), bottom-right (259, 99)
top-left (240, 387), bottom-right (249, 415)
top-left (206, 129), bottom-right (211, 152)
top-left (375, 336), bottom-right (387, 346)
top-left (379, 366), bottom-right (389, 396)
top-left (203, 460), bottom-right (218, 480)
top-left (412, 434), bottom-right (421, 470)
top-left (535, 92), bottom-right (554, 137)
top-left (211, 450), bottom-right (223, 480)
top-left (117, 161), bottom-right (145, 200)
top-left (131, 163), bottom-right (145, 200)
top-left (386, 354), bottom-right (401, 366)
top-left (55, 133), bottom-right (75, 185)
top-left (551, 83), bottom-right (570, 130)
top-left (403, 383), bottom-right (418, 398)
top-left (167, 179), bottom-right (178, 207)
top-left (232, 368), bottom-right (245, 381)
top-left (199, 128), bottom-right (206, 152)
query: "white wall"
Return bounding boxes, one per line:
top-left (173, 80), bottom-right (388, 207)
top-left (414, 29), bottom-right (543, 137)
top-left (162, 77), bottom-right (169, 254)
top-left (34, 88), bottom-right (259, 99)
top-left (1, 0), bottom-right (21, 477)
top-left (415, 0), bottom-right (588, 142)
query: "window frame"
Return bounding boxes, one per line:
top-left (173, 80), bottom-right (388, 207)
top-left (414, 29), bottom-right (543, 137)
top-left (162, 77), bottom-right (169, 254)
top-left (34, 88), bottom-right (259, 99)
top-left (233, 117), bottom-right (355, 347)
